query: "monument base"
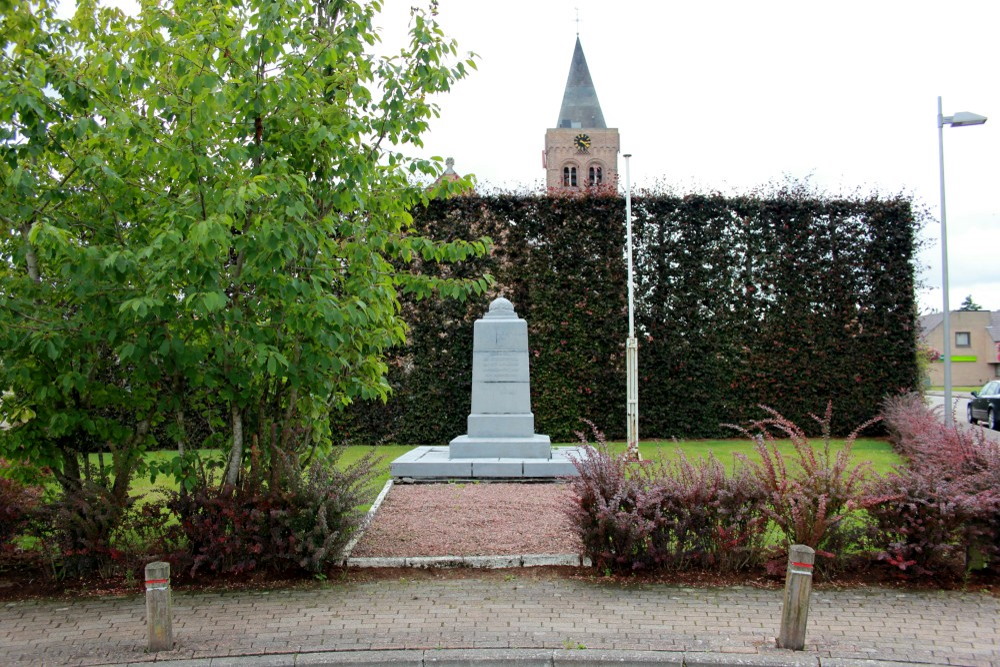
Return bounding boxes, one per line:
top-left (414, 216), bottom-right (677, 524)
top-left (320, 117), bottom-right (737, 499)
top-left (448, 434), bottom-right (551, 459)
top-left (390, 446), bottom-right (584, 480)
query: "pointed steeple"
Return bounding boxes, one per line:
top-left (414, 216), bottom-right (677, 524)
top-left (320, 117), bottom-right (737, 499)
top-left (556, 37), bottom-right (607, 129)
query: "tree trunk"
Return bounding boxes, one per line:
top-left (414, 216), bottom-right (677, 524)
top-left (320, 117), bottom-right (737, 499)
top-left (170, 374), bottom-right (187, 456)
top-left (111, 418), bottom-right (149, 506)
top-left (58, 442), bottom-right (82, 494)
top-left (225, 405), bottom-right (244, 487)
top-left (20, 223), bottom-right (41, 283)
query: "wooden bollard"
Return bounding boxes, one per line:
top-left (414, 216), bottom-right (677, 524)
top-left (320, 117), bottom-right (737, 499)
top-left (777, 544), bottom-right (815, 650)
top-left (145, 561), bottom-right (173, 652)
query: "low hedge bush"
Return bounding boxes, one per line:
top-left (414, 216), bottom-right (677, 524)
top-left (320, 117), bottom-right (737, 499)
top-left (567, 423), bottom-right (768, 574)
top-left (862, 394), bottom-right (1000, 575)
top-left (164, 447), bottom-right (381, 576)
top-left (568, 401), bottom-right (1000, 579)
top-left (0, 468), bottom-right (41, 548)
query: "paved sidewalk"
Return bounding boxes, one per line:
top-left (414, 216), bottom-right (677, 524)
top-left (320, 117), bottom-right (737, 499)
top-left (1, 571), bottom-right (997, 666)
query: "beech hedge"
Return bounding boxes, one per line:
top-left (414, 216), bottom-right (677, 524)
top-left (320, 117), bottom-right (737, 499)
top-left (334, 190), bottom-right (921, 443)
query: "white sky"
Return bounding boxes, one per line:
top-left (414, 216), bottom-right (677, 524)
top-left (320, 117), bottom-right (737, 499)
top-left (376, 0), bottom-right (1000, 314)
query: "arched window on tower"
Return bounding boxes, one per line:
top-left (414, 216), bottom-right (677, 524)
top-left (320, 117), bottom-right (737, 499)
top-left (588, 165), bottom-right (603, 186)
top-left (563, 166), bottom-right (578, 187)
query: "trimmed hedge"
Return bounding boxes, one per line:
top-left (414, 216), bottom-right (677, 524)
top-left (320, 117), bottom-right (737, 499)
top-left (334, 190), bottom-right (921, 443)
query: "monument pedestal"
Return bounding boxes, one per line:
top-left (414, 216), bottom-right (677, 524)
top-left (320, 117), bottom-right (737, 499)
top-left (448, 434), bottom-right (551, 459)
top-left (390, 297), bottom-right (583, 480)
top-left (391, 445), bottom-right (582, 479)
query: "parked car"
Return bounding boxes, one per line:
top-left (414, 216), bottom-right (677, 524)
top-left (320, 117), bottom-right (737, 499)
top-left (967, 380), bottom-right (1000, 430)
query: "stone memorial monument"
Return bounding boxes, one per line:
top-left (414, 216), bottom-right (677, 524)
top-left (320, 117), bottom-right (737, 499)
top-left (391, 297), bottom-right (582, 479)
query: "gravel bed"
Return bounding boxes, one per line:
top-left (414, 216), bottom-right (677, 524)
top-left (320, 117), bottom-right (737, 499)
top-left (351, 482), bottom-right (582, 557)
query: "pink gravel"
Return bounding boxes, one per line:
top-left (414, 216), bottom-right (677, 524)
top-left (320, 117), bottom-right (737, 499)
top-left (350, 482), bottom-right (583, 557)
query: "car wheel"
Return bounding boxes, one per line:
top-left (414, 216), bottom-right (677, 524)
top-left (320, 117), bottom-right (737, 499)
top-left (990, 407), bottom-right (998, 431)
top-left (967, 404), bottom-right (977, 424)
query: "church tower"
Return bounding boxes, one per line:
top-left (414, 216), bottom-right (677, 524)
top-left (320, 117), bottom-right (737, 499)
top-left (544, 37), bottom-right (619, 190)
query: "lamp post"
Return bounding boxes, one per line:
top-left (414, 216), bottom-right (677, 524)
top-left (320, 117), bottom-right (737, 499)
top-left (937, 96), bottom-right (986, 426)
top-left (624, 154), bottom-right (639, 461)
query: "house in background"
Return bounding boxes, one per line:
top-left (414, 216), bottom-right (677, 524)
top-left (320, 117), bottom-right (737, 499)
top-left (920, 311), bottom-right (1000, 386)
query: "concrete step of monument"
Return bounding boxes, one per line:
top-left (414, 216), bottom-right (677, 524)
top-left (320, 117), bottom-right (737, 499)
top-left (449, 434), bottom-right (552, 460)
top-left (390, 446), bottom-right (583, 479)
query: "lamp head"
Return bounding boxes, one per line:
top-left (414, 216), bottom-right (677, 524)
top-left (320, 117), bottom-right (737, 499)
top-left (946, 111), bottom-right (988, 127)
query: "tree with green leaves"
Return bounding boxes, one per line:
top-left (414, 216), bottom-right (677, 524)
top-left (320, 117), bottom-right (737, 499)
top-left (958, 295), bottom-right (983, 312)
top-left (0, 0), bottom-right (489, 503)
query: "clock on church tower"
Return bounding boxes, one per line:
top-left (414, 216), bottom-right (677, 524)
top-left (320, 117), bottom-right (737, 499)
top-left (544, 36), bottom-right (620, 190)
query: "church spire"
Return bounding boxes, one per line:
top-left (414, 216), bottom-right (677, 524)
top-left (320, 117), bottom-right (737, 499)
top-left (555, 37), bottom-right (607, 130)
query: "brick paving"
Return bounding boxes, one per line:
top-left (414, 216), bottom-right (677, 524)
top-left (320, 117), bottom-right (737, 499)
top-left (1, 573), bottom-right (998, 666)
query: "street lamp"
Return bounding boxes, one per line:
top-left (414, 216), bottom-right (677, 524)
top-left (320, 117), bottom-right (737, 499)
top-left (937, 96), bottom-right (986, 426)
top-left (623, 154), bottom-right (640, 461)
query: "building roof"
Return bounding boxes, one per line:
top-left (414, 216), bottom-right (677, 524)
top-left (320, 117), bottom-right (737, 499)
top-left (555, 37), bottom-right (607, 130)
top-left (920, 312), bottom-right (944, 339)
top-left (919, 310), bottom-right (1000, 342)
top-left (988, 311), bottom-right (1000, 343)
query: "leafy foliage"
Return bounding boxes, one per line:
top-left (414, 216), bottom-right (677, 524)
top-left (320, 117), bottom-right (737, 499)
top-left (0, 0), bottom-right (488, 497)
top-left (340, 190), bottom-right (922, 443)
top-left (566, 423), bottom-right (768, 574)
top-left (729, 404), bottom-right (877, 561)
top-left (865, 394), bottom-right (1000, 574)
top-left (959, 295), bottom-right (983, 311)
top-left (0, 466), bottom-right (41, 547)
top-left (29, 481), bottom-right (134, 578)
top-left (165, 446), bottom-right (381, 576)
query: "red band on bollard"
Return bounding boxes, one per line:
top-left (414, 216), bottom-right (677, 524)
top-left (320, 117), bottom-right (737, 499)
top-left (145, 579), bottom-right (169, 584)
top-left (791, 562), bottom-right (813, 568)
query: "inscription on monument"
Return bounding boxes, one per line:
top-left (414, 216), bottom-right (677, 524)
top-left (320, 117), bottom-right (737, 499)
top-left (473, 353), bottom-right (529, 384)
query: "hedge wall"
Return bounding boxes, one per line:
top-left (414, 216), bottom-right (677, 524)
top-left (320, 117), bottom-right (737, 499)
top-left (334, 191), bottom-right (921, 443)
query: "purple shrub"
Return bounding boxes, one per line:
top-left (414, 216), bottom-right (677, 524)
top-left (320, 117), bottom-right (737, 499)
top-left (0, 474), bottom-right (41, 547)
top-left (565, 425), bottom-right (661, 572)
top-left (166, 446), bottom-right (381, 576)
top-left (728, 404), bottom-right (878, 563)
top-left (566, 422), bottom-right (768, 573)
top-left (881, 393), bottom-right (993, 478)
top-left (865, 393), bottom-right (1000, 574)
top-left (31, 481), bottom-right (135, 579)
top-left (864, 468), bottom-right (975, 576)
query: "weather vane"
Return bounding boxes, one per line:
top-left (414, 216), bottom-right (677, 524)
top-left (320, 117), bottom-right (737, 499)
top-left (575, 7), bottom-right (580, 36)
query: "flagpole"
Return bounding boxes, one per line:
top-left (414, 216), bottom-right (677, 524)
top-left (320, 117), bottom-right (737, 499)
top-left (624, 154), bottom-right (640, 461)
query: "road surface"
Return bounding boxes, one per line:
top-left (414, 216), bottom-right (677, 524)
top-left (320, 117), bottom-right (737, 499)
top-left (926, 391), bottom-right (1000, 443)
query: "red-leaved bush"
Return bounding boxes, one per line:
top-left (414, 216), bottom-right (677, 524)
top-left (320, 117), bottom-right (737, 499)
top-left (30, 481), bottom-right (137, 579)
top-left (0, 472), bottom-right (41, 547)
top-left (864, 394), bottom-right (1000, 575)
top-left (727, 404), bottom-right (878, 565)
top-left (566, 423), bottom-right (768, 574)
top-left (165, 446), bottom-right (381, 576)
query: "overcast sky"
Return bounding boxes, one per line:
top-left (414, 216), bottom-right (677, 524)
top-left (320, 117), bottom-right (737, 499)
top-left (56, 0), bottom-right (1000, 313)
top-left (376, 0), bottom-right (1000, 314)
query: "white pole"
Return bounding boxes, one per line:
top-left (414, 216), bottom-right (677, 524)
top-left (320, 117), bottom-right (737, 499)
top-left (937, 96), bottom-right (953, 426)
top-left (624, 154), bottom-right (639, 461)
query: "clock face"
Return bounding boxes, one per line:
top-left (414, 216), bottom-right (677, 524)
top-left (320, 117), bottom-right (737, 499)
top-left (574, 133), bottom-right (592, 152)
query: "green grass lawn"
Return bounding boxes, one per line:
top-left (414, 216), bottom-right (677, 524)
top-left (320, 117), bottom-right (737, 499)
top-left (128, 446), bottom-right (415, 503)
top-left (561, 438), bottom-right (900, 475)
top-left (124, 438), bottom-right (900, 503)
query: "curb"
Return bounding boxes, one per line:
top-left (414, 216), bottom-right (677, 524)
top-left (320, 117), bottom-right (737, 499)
top-left (106, 648), bottom-right (949, 666)
top-left (346, 553), bottom-right (591, 568)
top-left (339, 479), bottom-right (395, 564)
